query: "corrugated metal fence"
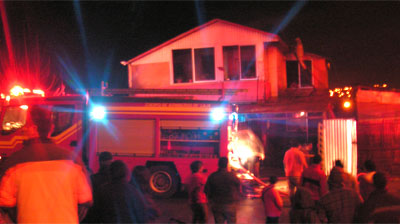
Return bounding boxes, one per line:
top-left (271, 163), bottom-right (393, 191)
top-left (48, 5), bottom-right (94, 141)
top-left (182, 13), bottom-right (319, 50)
top-left (319, 119), bottom-right (357, 176)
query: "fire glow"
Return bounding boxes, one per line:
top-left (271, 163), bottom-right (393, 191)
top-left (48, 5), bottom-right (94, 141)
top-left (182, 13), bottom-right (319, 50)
top-left (329, 86), bottom-right (352, 98)
top-left (228, 129), bottom-right (265, 181)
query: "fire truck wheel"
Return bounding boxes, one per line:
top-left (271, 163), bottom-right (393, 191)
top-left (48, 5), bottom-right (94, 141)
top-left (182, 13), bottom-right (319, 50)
top-left (149, 166), bottom-right (179, 198)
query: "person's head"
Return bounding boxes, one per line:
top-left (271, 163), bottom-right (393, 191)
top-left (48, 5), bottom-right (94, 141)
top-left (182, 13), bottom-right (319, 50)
top-left (99, 151), bottom-right (113, 167)
top-left (218, 157), bottom-right (228, 169)
top-left (110, 160), bottom-right (129, 182)
top-left (364, 160), bottom-right (376, 172)
top-left (312, 154), bottom-right (322, 164)
top-left (328, 168), bottom-right (344, 190)
top-left (30, 105), bottom-right (53, 138)
top-left (190, 160), bottom-right (203, 174)
top-left (373, 172), bottom-right (387, 190)
top-left (335, 160), bottom-right (344, 168)
top-left (269, 176), bottom-right (277, 185)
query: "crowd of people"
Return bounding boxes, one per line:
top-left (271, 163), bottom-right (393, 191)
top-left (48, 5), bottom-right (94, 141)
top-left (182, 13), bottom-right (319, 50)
top-left (0, 105), bottom-right (399, 223)
top-left (280, 140), bottom-right (400, 223)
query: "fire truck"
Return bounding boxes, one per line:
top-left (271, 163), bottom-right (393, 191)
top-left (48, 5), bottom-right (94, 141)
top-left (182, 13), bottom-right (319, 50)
top-left (0, 86), bottom-right (262, 198)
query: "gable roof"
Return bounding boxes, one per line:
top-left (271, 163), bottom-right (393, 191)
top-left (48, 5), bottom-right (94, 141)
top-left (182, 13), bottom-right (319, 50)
top-left (122, 18), bottom-right (286, 65)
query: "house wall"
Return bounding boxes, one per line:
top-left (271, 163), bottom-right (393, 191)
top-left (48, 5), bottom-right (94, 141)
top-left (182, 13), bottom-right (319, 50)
top-left (128, 22), bottom-right (279, 102)
top-left (264, 44), bottom-right (286, 96)
top-left (130, 62), bottom-right (170, 88)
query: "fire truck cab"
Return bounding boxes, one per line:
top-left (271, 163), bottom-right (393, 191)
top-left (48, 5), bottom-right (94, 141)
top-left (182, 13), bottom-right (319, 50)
top-left (0, 94), bottom-right (86, 160)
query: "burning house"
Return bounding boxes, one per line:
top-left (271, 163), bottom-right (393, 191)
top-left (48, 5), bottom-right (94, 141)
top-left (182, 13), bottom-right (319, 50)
top-left (121, 18), bottom-right (331, 173)
top-left (120, 18), bottom-right (400, 177)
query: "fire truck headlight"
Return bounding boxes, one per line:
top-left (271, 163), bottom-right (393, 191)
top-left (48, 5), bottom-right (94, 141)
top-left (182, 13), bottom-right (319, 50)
top-left (211, 107), bottom-right (226, 122)
top-left (90, 106), bottom-right (106, 120)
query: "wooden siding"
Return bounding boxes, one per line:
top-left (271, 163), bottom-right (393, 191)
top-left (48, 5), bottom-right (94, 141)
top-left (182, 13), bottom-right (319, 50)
top-left (130, 22), bottom-right (276, 65)
top-left (130, 62), bottom-right (170, 88)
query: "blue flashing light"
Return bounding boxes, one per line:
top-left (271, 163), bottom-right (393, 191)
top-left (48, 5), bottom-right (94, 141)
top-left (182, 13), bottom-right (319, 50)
top-left (211, 107), bottom-right (226, 122)
top-left (90, 106), bottom-right (106, 120)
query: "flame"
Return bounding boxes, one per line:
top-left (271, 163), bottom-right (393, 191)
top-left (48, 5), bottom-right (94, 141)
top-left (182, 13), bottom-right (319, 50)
top-left (329, 86), bottom-right (353, 98)
top-left (228, 129), bottom-right (265, 180)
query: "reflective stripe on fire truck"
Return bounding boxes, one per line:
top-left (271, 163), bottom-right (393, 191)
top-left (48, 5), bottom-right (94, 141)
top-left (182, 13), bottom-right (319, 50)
top-left (51, 121), bottom-right (82, 145)
top-left (0, 136), bottom-right (29, 149)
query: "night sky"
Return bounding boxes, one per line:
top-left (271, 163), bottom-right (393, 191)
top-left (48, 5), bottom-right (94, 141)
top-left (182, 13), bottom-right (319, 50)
top-left (1, 1), bottom-right (400, 90)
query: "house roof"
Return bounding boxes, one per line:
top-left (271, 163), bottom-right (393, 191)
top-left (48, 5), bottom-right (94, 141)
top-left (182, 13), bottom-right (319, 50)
top-left (122, 18), bottom-right (286, 65)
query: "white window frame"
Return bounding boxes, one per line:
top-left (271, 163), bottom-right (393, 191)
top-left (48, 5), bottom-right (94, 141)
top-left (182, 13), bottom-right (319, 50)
top-left (172, 47), bottom-right (216, 84)
top-left (223, 45), bottom-right (257, 81)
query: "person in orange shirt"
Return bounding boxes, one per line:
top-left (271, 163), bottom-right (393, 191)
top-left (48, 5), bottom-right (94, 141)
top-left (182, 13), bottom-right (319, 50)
top-left (283, 140), bottom-right (308, 202)
top-left (0, 105), bottom-right (92, 223)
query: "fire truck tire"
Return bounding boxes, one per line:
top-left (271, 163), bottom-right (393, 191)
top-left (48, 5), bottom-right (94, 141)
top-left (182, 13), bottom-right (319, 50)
top-left (149, 166), bottom-right (179, 198)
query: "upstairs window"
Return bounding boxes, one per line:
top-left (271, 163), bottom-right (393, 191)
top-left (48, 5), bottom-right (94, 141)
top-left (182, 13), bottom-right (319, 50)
top-left (194, 48), bottom-right (215, 81)
top-left (173, 48), bottom-right (215, 83)
top-left (173, 49), bottom-right (193, 83)
top-left (223, 45), bottom-right (256, 80)
top-left (286, 60), bottom-right (312, 88)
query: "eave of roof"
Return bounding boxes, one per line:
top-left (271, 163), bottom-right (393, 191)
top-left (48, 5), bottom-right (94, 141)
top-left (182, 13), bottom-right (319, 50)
top-left (123, 18), bottom-right (285, 65)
